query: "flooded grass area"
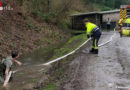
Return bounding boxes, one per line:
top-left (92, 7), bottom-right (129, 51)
top-left (42, 34), bottom-right (88, 90)
top-left (0, 33), bottom-right (88, 90)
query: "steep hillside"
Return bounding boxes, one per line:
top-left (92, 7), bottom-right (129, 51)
top-left (0, 0), bottom-right (71, 58)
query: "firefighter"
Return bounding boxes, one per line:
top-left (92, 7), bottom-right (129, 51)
top-left (118, 16), bottom-right (130, 37)
top-left (118, 17), bottom-right (126, 37)
top-left (118, 18), bottom-right (124, 27)
top-left (83, 19), bottom-right (102, 54)
top-left (125, 17), bottom-right (130, 24)
top-left (118, 18), bottom-right (123, 37)
top-left (121, 17), bottom-right (130, 36)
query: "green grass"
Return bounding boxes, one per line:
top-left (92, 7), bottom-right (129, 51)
top-left (34, 39), bottom-right (42, 46)
top-left (44, 38), bottom-right (53, 44)
top-left (50, 31), bottom-right (62, 39)
top-left (42, 83), bottom-right (56, 90)
top-left (43, 34), bottom-right (88, 89)
top-left (18, 72), bottom-right (25, 75)
top-left (27, 17), bottom-right (41, 31)
top-left (10, 42), bottom-right (17, 48)
top-left (51, 34), bottom-right (88, 60)
top-left (70, 30), bottom-right (86, 35)
top-left (29, 78), bottom-right (37, 83)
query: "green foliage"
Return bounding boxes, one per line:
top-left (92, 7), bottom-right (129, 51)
top-left (42, 83), bottom-right (56, 90)
top-left (101, 6), bottom-right (113, 11)
top-left (18, 72), bottom-right (25, 75)
top-left (83, 0), bottom-right (130, 9)
top-left (44, 38), bottom-right (52, 44)
top-left (50, 68), bottom-right (64, 81)
top-left (51, 31), bottom-right (60, 38)
top-left (34, 39), bottom-right (42, 46)
top-left (29, 78), bottom-right (37, 83)
top-left (4, 34), bottom-right (10, 39)
top-left (18, 0), bottom-right (130, 30)
top-left (53, 48), bottom-right (72, 58)
top-left (58, 19), bottom-right (70, 29)
top-left (27, 17), bottom-right (41, 31)
top-left (43, 34), bottom-right (88, 89)
top-left (27, 18), bottom-right (34, 28)
top-left (18, 0), bottom-right (84, 28)
top-left (70, 30), bottom-right (86, 35)
top-left (45, 30), bottom-right (62, 39)
top-left (31, 0), bottom-right (45, 13)
top-left (10, 42), bottom-right (16, 48)
top-left (36, 11), bottom-right (49, 22)
top-left (51, 34), bottom-right (88, 60)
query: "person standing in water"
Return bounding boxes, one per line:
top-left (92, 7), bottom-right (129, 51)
top-left (0, 51), bottom-right (22, 87)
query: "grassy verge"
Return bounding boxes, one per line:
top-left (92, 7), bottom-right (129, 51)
top-left (42, 34), bottom-right (88, 90)
top-left (50, 34), bottom-right (88, 60)
top-left (43, 83), bottom-right (57, 90)
top-left (70, 30), bottom-right (86, 35)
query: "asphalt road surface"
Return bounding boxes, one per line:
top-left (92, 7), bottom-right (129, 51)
top-left (62, 31), bottom-right (130, 90)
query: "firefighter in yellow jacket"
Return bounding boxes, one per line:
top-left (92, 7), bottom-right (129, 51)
top-left (118, 17), bottom-right (130, 37)
top-left (118, 18), bottom-right (124, 27)
top-left (84, 19), bottom-right (102, 54)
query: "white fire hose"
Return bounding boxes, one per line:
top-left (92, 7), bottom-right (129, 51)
top-left (40, 29), bottom-right (116, 66)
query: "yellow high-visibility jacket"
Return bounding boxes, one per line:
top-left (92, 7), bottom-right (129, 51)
top-left (125, 18), bottom-right (130, 24)
top-left (85, 22), bottom-right (97, 35)
top-left (118, 18), bottom-right (124, 26)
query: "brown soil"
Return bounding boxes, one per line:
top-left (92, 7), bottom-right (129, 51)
top-left (0, 0), bottom-right (70, 59)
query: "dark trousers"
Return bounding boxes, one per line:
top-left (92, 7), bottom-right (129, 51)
top-left (107, 24), bottom-right (110, 31)
top-left (92, 36), bottom-right (100, 50)
top-left (0, 63), bottom-right (6, 82)
top-left (92, 28), bottom-right (101, 50)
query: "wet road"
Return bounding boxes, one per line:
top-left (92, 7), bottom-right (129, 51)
top-left (63, 31), bottom-right (130, 90)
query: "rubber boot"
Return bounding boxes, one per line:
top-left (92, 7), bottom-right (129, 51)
top-left (94, 49), bottom-right (98, 54)
top-left (89, 48), bottom-right (94, 53)
top-left (120, 31), bottom-right (122, 37)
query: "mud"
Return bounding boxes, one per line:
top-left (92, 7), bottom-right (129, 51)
top-left (61, 31), bottom-right (130, 90)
